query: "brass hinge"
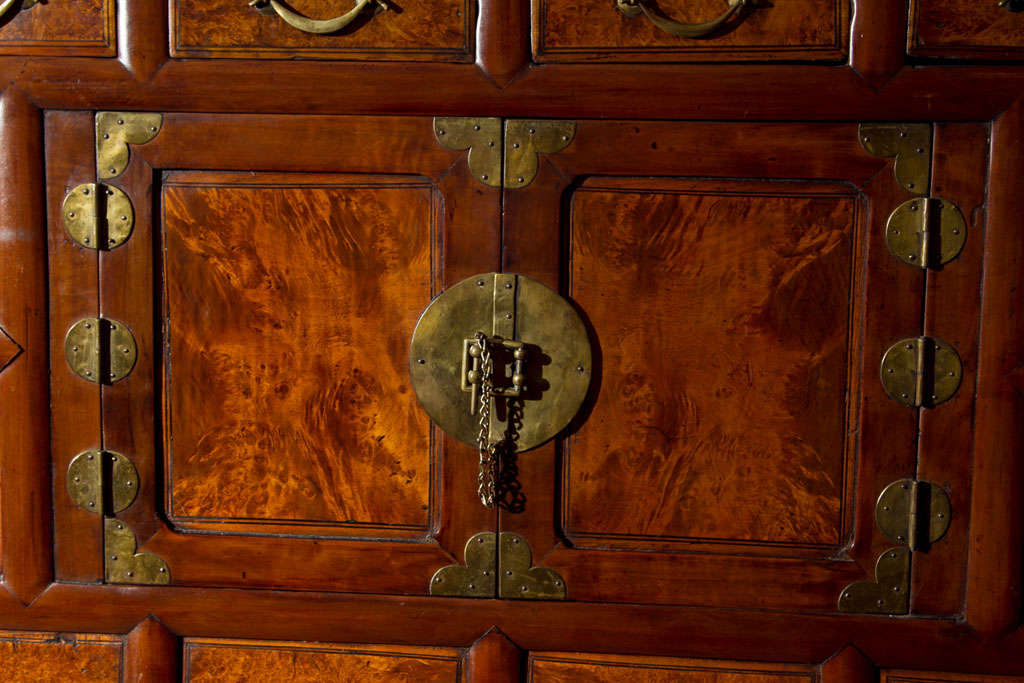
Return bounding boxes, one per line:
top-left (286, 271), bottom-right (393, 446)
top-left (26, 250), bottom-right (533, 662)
top-left (96, 112), bottom-right (162, 180)
top-left (434, 117), bottom-right (576, 189)
top-left (885, 197), bottom-right (966, 269)
top-left (859, 123), bottom-right (931, 195)
top-left (839, 479), bottom-right (951, 614)
top-left (429, 532), bottom-right (566, 599)
top-left (62, 183), bottom-right (134, 250)
top-left (65, 449), bottom-right (170, 584)
top-left (880, 336), bottom-right (962, 408)
top-left (64, 317), bottom-right (137, 384)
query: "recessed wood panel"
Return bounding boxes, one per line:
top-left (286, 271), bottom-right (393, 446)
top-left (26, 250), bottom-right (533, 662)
top-left (530, 652), bottom-right (815, 682)
top-left (185, 638), bottom-right (462, 681)
top-left (0, 631), bottom-right (121, 681)
top-left (171, 0), bottom-right (472, 61)
top-left (910, 0), bottom-right (1024, 59)
top-left (533, 0), bottom-right (848, 62)
top-left (0, 0), bottom-right (114, 56)
top-left (565, 178), bottom-right (860, 552)
top-left (162, 171), bottom-right (437, 538)
top-left (884, 672), bottom-right (1024, 682)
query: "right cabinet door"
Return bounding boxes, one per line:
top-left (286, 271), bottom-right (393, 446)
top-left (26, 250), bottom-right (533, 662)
top-left (501, 120), bottom-right (989, 616)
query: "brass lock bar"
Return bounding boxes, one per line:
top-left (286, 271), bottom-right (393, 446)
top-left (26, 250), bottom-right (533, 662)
top-left (461, 336), bottom-right (527, 413)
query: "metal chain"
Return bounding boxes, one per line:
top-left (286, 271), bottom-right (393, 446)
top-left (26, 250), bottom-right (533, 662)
top-left (474, 332), bottom-right (498, 508)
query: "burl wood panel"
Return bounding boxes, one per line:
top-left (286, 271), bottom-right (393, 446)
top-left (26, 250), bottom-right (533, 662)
top-left (533, 0), bottom-right (847, 62)
top-left (162, 172), bottom-right (436, 537)
top-left (171, 0), bottom-right (472, 60)
top-left (529, 652), bottom-right (814, 682)
top-left (0, 0), bottom-right (114, 56)
top-left (910, 0), bottom-right (1024, 58)
top-left (0, 631), bottom-right (121, 681)
top-left (566, 178), bottom-right (860, 550)
top-left (184, 639), bottom-right (462, 681)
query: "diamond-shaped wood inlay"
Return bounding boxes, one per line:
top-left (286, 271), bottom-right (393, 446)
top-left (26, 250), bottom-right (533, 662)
top-left (0, 324), bottom-right (23, 373)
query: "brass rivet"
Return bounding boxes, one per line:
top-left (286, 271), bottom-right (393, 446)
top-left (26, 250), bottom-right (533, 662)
top-left (937, 512), bottom-right (944, 518)
top-left (477, 280), bottom-right (485, 286)
top-left (953, 229), bottom-right (960, 235)
top-left (69, 212), bottom-right (76, 218)
top-left (473, 124), bottom-right (480, 131)
top-left (110, 168), bottom-right (117, 174)
top-left (88, 501), bottom-right (95, 507)
top-left (159, 567), bottom-right (166, 573)
top-left (505, 570), bottom-right (512, 576)
top-left (897, 535), bottom-right (905, 541)
top-left (517, 177), bottom-right (524, 183)
top-left (73, 476), bottom-right (80, 482)
top-left (504, 282), bottom-right (513, 289)
top-left (482, 571), bottom-right (489, 576)
top-left (908, 254), bottom-right (916, 261)
top-left (120, 215), bottom-right (127, 221)
top-left (882, 505), bottom-right (890, 511)
top-left (103, 133), bottom-right (110, 139)
top-left (888, 368), bottom-right (894, 374)
top-left (434, 577), bottom-right (442, 582)
top-left (117, 119), bottom-right (124, 125)
top-left (562, 135), bottom-right (569, 141)
top-left (83, 238), bottom-right (90, 244)
top-left (910, 204), bottom-right (918, 211)
top-left (505, 313), bottom-right (512, 320)
top-left (901, 483), bottom-right (909, 489)
top-left (111, 555), bottom-right (118, 560)
top-left (85, 322), bottom-right (92, 329)
top-left (468, 583), bottom-right (475, 589)
top-left (949, 371), bottom-right (955, 376)
top-left (863, 136), bottom-right (871, 142)
top-left (477, 537), bottom-right (484, 543)
top-left (127, 571), bottom-right (134, 577)
top-left (877, 599), bottom-right (884, 606)
top-left (512, 142), bottom-right (520, 149)
top-left (111, 455), bottom-right (118, 461)
top-left (487, 141), bottom-right (494, 147)
top-left (117, 523), bottom-right (123, 530)
top-left (899, 131), bottom-right (907, 138)
top-left (521, 585), bottom-right (527, 591)
top-left (481, 174), bottom-right (488, 180)
top-left (82, 188), bottom-right (90, 195)
top-left (512, 538), bottom-right (520, 544)
top-left (900, 392), bottom-right (908, 398)
top-left (554, 580), bottom-right (561, 586)
top-left (86, 371), bottom-right (93, 377)
top-left (577, 364), bottom-right (585, 373)
top-left (438, 129), bottom-right (446, 136)
top-left (125, 481), bottom-right (133, 487)
top-left (905, 343), bottom-right (913, 350)
top-left (417, 358), bottom-right (426, 364)
top-left (123, 348), bottom-right (130, 353)
top-left (916, 147), bottom-right (924, 153)
top-left (890, 552), bottom-right (898, 558)
top-left (150, 126), bottom-right (157, 132)
top-left (106, 189), bottom-right (113, 196)
top-left (529, 128), bottom-right (536, 134)
top-left (87, 454), bottom-right (94, 460)
top-left (72, 346), bottom-right (79, 352)
top-left (908, 183), bottom-right (915, 189)
top-left (893, 586), bottom-right (901, 592)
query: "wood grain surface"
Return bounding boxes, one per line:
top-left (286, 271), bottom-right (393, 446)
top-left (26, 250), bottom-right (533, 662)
top-left (529, 652), bottom-right (814, 682)
top-left (910, 0), bottom-right (1024, 58)
top-left (534, 0), bottom-right (847, 62)
top-left (171, 0), bottom-right (472, 60)
top-left (162, 171), bottom-right (436, 536)
top-left (566, 178), bottom-right (858, 549)
top-left (883, 672), bottom-right (1024, 683)
top-left (184, 638), bottom-right (462, 681)
top-left (0, 630), bottom-right (121, 681)
top-left (0, 0), bottom-right (114, 56)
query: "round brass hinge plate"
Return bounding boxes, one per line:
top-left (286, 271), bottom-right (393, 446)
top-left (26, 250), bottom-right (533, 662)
top-left (875, 478), bottom-right (951, 547)
top-left (62, 183), bottom-right (135, 250)
top-left (880, 336), bottom-right (962, 408)
top-left (885, 197), bottom-right (966, 268)
top-left (409, 273), bottom-right (592, 452)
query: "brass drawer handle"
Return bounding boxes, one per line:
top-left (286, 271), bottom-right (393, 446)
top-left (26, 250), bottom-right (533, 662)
top-left (248, 0), bottom-right (387, 34)
top-left (0, 0), bottom-right (37, 20)
top-left (615, 0), bottom-right (748, 38)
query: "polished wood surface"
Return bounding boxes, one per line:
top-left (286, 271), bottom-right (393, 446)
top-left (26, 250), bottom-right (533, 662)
top-left (910, 0), bottom-right (1024, 59)
top-left (0, 89), bottom-right (52, 604)
top-left (529, 652), bottom-right (815, 682)
top-left (162, 172), bottom-right (435, 537)
top-left (534, 0), bottom-right (848, 62)
top-left (0, 0), bottom-right (114, 56)
top-left (125, 617), bottom-right (179, 683)
top-left (883, 673), bottom-right (1024, 683)
top-left (567, 178), bottom-right (856, 550)
top-left (184, 638), bottom-right (463, 681)
top-left (171, 0), bottom-right (472, 60)
top-left (0, 630), bottom-right (121, 681)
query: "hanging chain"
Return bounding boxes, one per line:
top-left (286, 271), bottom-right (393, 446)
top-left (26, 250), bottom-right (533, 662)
top-left (474, 332), bottom-right (499, 508)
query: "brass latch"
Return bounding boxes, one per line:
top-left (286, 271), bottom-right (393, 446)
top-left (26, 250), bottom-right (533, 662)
top-left (64, 317), bottom-right (137, 384)
top-left (839, 478), bottom-right (951, 614)
top-left (885, 197), bottom-right (966, 269)
top-left (430, 532), bottom-right (566, 600)
top-left (880, 336), bottom-right (962, 408)
top-left (461, 335), bottom-right (527, 412)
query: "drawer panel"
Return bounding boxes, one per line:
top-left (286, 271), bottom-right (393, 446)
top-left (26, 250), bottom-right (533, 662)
top-left (910, 0), bottom-right (1024, 59)
top-left (532, 0), bottom-right (848, 63)
top-left (171, 0), bottom-right (473, 61)
top-left (0, 0), bottom-right (115, 56)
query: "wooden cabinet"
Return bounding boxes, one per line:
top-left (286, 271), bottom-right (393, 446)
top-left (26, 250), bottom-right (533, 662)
top-left (1, 0), bottom-right (1024, 680)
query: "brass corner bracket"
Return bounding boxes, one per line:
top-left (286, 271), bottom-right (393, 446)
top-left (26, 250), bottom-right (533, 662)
top-left (430, 532), bottom-right (566, 600)
top-left (859, 123), bottom-right (931, 195)
top-left (839, 479), bottom-right (951, 614)
top-left (433, 117), bottom-right (576, 189)
top-left (96, 112), bottom-right (163, 180)
top-left (105, 517), bottom-right (170, 585)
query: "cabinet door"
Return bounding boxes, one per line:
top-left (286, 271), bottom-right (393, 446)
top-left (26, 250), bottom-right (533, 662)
top-left (501, 120), bottom-right (988, 615)
top-left (47, 112), bottom-right (499, 594)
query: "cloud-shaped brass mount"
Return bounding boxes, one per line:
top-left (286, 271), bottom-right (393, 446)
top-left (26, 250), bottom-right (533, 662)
top-left (97, 112), bottom-right (163, 180)
top-left (105, 517), bottom-right (170, 585)
top-left (859, 123), bottom-right (931, 195)
top-left (429, 532), bottom-right (566, 599)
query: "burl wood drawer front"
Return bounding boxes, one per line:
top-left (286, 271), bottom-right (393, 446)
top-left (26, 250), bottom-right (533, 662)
top-left (0, 0), bottom-right (115, 56)
top-left (529, 652), bottom-right (816, 682)
top-left (171, 0), bottom-right (473, 61)
top-left (0, 630), bottom-right (122, 681)
top-left (532, 0), bottom-right (848, 62)
top-left (910, 0), bottom-right (1024, 59)
top-left (184, 639), bottom-right (463, 681)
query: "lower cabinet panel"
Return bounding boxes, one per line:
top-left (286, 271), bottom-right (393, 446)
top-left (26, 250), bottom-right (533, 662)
top-left (184, 638), bottom-right (464, 681)
top-left (0, 630), bottom-right (122, 682)
top-left (529, 652), bottom-right (815, 682)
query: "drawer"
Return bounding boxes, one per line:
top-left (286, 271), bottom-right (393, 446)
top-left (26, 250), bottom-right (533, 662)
top-left (0, 0), bottom-right (115, 56)
top-left (171, 0), bottom-right (473, 61)
top-left (532, 0), bottom-right (848, 63)
top-left (910, 0), bottom-right (1024, 59)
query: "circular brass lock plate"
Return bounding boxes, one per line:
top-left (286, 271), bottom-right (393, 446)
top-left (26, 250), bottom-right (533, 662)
top-left (409, 273), bottom-right (592, 452)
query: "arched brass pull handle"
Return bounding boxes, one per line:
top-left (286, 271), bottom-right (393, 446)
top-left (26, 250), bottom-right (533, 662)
top-left (0, 0), bottom-right (38, 21)
top-left (615, 0), bottom-right (748, 38)
top-left (248, 0), bottom-right (387, 34)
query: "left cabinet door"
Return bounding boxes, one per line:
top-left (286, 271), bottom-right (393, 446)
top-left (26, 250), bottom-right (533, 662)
top-left (47, 111), bottom-right (500, 594)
